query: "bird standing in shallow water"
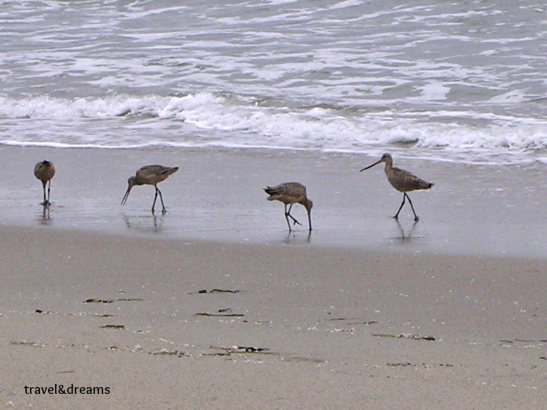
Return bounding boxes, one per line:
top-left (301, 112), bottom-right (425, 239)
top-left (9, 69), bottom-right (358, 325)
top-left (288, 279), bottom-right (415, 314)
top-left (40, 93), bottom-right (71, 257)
top-left (264, 182), bottom-right (313, 231)
top-left (34, 160), bottom-right (55, 206)
top-left (121, 165), bottom-right (178, 214)
top-left (360, 153), bottom-right (433, 221)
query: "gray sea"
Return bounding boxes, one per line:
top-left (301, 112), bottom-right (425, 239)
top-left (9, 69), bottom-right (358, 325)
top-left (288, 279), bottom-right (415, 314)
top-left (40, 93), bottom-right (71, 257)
top-left (1, 0), bottom-right (546, 164)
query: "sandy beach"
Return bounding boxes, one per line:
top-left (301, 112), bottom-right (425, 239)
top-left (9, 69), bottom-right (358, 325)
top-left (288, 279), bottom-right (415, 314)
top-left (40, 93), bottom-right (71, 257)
top-left (1, 146), bottom-right (547, 409)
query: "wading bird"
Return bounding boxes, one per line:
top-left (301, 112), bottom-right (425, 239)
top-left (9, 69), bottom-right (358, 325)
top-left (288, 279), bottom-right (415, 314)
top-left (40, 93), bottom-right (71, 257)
top-left (360, 153), bottom-right (433, 221)
top-left (34, 160), bottom-right (56, 206)
top-left (264, 182), bottom-right (313, 231)
top-left (121, 165), bottom-right (178, 214)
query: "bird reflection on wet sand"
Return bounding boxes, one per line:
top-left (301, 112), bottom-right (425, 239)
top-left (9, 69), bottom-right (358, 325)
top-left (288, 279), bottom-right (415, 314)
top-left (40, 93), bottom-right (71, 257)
top-left (282, 230), bottom-right (312, 245)
top-left (37, 204), bottom-right (52, 225)
top-left (393, 220), bottom-right (418, 243)
top-left (122, 213), bottom-right (163, 234)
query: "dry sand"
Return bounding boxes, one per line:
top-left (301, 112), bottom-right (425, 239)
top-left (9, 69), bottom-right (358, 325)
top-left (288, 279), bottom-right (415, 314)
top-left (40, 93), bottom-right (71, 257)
top-left (1, 146), bottom-right (547, 409)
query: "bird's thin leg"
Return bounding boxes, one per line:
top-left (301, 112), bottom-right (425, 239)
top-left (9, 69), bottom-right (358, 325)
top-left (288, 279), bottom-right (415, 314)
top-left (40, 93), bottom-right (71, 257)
top-left (284, 204), bottom-right (292, 231)
top-left (393, 193), bottom-right (406, 220)
top-left (41, 182), bottom-right (48, 206)
top-left (286, 204), bottom-right (302, 226)
top-left (46, 180), bottom-right (51, 205)
top-left (157, 187), bottom-right (166, 214)
top-left (405, 193), bottom-right (419, 222)
top-left (151, 187), bottom-right (158, 213)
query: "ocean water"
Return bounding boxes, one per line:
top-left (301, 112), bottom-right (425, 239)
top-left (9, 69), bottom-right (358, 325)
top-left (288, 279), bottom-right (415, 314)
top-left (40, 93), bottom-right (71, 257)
top-left (1, 0), bottom-right (546, 164)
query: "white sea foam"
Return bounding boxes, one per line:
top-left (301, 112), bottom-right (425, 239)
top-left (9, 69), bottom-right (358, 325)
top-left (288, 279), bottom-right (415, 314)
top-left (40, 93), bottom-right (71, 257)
top-left (1, 92), bottom-right (546, 163)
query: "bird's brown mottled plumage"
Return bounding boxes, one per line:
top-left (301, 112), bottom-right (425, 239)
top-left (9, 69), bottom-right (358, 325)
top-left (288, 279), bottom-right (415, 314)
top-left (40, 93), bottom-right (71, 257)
top-left (121, 165), bottom-right (178, 214)
top-left (360, 153), bottom-right (433, 221)
top-left (264, 182), bottom-right (313, 231)
top-left (34, 160), bottom-right (56, 205)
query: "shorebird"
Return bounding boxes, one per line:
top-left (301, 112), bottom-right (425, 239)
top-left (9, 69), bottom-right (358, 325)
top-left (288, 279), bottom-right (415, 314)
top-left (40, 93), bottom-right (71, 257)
top-left (264, 182), bottom-right (313, 231)
top-left (121, 165), bottom-right (179, 214)
top-left (360, 153), bottom-right (433, 221)
top-left (34, 160), bottom-right (55, 206)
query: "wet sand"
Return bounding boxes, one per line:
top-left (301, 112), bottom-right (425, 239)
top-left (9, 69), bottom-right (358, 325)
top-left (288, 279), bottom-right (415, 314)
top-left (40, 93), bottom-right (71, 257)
top-left (1, 146), bottom-right (547, 408)
top-left (1, 145), bottom-right (546, 257)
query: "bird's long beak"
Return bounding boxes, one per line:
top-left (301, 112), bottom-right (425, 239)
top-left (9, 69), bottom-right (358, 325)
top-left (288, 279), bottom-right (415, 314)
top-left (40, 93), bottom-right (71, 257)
top-left (308, 211), bottom-right (313, 231)
top-left (121, 186), bottom-right (132, 205)
top-left (360, 159), bottom-right (382, 172)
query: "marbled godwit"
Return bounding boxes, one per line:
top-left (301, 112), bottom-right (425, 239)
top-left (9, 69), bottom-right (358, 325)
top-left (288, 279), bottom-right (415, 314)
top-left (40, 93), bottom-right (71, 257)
top-left (34, 160), bottom-right (55, 206)
top-left (121, 165), bottom-right (178, 214)
top-left (360, 153), bottom-right (433, 221)
top-left (264, 182), bottom-right (313, 231)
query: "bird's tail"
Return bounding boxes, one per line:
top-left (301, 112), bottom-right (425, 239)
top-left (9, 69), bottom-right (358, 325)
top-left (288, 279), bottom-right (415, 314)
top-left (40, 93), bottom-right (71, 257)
top-left (264, 186), bottom-right (282, 197)
top-left (264, 186), bottom-right (281, 201)
top-left (163, 167), bottom-right (179, 176)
